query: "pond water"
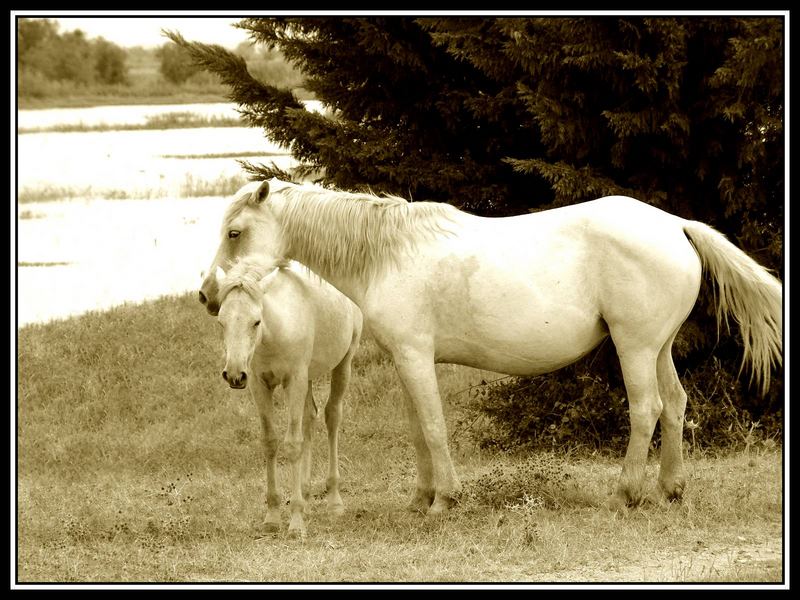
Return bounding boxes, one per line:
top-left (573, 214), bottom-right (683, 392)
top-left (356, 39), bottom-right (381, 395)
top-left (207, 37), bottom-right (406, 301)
top-left (17, 100), bottom-right (325, 129)
top-left (16, 197), bottom-right (227, 327)
top-left (17, 127), bottom-right (293, 197)
top-left (14, 102), bottom-right (318, 327)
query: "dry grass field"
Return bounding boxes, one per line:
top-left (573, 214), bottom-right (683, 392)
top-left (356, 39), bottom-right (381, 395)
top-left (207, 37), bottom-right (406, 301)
top-left (16, 293), bottom-right (784, 585)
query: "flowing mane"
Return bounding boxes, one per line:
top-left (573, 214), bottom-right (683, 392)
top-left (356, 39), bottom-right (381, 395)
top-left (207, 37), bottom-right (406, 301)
top-left (218, 255), bottom-right (289, 303)
top-left (270, 181), bottom-right (459, 284)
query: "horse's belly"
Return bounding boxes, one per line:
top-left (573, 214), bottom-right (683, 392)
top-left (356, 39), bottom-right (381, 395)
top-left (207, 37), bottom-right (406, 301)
top-left (434, 319), bottom-right (607, 375)
top-left (428, 251), bottom-right (608, 375)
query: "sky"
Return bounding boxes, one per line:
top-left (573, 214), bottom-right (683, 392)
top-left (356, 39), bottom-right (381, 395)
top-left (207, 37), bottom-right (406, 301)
top-left (26, 15), bottom-right (252, 49)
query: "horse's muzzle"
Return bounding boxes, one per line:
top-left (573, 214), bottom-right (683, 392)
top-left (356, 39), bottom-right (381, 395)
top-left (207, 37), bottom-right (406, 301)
top-left (223, 370), bottom-right (247, 389)
top-left (198, 290), bottom-right (220, 315)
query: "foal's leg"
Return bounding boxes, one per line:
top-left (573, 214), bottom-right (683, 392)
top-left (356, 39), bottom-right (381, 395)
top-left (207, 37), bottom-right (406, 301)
top-left (393, 346), bottom-right (460, 515)
top-left (301, 384), bottom-right (315, 501)
top-left (250, 377), bottom-right (282, 533)
top-left (612, 348), bottom-right (663, 509)
top-left (324, 350), bottom-right (357, 516)
top-left (284, 375), bottom-right (310, 538)
top-left (656, 335), bottom-right (688, 501)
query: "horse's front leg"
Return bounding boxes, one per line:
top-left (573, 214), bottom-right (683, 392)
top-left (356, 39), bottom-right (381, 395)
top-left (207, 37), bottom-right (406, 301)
top-left (284, 374), bottom-right (310, 538)
top-left (392, 345), bottom-right (460, 515)
top-left (250, 376), bottom-right (282, 534)
top-left (301, 383), bottom-right (315, 502)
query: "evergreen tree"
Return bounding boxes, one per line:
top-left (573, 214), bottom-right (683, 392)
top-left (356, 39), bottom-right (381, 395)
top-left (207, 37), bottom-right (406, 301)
top-left (167, 19), bottom-right (547, 214)
top-left (169, 16), bottom-right (784, 447)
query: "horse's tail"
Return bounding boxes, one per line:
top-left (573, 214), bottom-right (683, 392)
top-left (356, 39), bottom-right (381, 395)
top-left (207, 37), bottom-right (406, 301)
top-left (682, 221), bottom-right (783, 395)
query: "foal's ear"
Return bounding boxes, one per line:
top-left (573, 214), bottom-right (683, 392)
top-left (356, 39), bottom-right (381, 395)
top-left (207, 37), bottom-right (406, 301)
top-left (215, 266), bottom-right (226, 284)
top-left (251, 180), bottom-right (270, 205)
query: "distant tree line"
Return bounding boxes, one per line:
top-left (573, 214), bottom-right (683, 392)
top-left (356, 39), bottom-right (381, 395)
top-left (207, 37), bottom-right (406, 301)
top-left (171, 17), bottom-right (784, 450)
top-left (17, 18), bottom-right (304, 100)
top-left (18, 18), bottom-right (129, 87)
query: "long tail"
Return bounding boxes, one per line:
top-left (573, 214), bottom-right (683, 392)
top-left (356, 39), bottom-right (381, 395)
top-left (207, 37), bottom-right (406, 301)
top-left (682, 221), bottom-right (783, 395)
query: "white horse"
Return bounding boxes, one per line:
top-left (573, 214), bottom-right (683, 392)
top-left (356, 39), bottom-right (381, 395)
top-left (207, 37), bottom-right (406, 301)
top-left (215, 255), bottom-right (362, 536)
top-left (200, 179), bottom-right (782, 513)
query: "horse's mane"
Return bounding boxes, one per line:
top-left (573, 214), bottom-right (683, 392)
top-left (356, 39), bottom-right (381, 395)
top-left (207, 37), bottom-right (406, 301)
top-left (218, 255), bottom-right (289, 304)
top-left (271, 180), bottom-right (458, 283)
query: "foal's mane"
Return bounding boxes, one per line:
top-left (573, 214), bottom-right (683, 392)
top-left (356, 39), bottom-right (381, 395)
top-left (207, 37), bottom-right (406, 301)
top-left (270, 180), bottom-right (458, 283)
top-left (218, 255), bottom-right (288, 304)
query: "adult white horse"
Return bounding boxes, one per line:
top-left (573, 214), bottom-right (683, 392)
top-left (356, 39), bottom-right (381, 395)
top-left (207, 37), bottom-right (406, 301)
top-left (199, 179), bottom-right (782, 513)
top-left (215, 255), bottom-right (362, 537)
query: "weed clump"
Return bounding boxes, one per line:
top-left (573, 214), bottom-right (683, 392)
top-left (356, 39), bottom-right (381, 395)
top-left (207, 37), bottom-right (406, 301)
top-left (461, 454), bottom-right (572, 510)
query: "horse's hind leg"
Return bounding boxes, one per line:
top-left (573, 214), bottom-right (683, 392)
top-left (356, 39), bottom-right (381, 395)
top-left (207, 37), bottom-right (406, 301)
top-left (656, 334), bottom-right (688, 501)
top-left (612, 347), bottom-right (663, 509)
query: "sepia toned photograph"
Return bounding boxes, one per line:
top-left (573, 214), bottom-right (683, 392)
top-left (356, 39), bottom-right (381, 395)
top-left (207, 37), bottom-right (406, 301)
top-left (13, 10), bottom-right (786, 589)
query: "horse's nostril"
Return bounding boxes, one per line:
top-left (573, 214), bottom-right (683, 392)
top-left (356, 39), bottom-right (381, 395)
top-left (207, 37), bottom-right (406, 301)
top-left (199, 291), bottom-right (207, 305)
top-left (240, 372), bottom-right (247, 382)
top-left (222, 370), bottom-right (228, 381)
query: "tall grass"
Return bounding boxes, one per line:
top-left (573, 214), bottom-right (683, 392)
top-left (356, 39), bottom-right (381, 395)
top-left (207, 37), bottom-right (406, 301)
top-left (16, 294), bottom-right (784, 584)
top-left (18, 112), bottom-right (245, 134)
top-left (17, 173), bottom-right (251, 204)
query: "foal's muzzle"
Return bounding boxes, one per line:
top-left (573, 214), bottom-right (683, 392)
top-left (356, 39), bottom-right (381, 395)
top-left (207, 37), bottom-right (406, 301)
top-left (222, 370), bottom-right (247, 389)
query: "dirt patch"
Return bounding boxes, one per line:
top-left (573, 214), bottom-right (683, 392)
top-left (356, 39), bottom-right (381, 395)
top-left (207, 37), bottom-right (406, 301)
top-left (531, 538), bottom-right (782, 583)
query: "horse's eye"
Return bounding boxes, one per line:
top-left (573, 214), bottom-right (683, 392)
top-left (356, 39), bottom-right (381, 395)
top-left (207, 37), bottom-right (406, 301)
top-left (228, 230), bottom-right (241, 239)
top-left (254, 320), bottom-right (261, 328)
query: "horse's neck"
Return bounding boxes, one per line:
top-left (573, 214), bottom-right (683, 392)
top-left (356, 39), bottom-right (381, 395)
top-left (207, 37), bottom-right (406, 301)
top-left (272, 195), bottom-right (368, 306)
top-left (255, 285), bottom-right (287, 346)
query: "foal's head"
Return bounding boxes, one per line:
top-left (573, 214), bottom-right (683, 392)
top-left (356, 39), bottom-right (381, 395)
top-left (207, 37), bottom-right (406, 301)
top-left (216, 262), bottom-right (279, 389)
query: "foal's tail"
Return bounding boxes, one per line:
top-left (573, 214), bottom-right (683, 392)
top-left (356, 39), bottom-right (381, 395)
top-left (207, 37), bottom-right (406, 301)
top-left (683, 221), bottom-right (783, 395)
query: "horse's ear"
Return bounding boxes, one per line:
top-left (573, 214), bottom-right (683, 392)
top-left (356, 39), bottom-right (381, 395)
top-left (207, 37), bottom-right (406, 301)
top-left (251, 180), bottom-right (270, 204)
top-left (215, 266), bottom-right (226, 284)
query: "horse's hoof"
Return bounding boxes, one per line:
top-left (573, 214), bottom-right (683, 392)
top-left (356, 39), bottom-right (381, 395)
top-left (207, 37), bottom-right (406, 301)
top-left (255, 519), bottom-right (282, 536)
top-left (328, 504), bottom-right (345, 518)
top-left (407, 490), bottom-right (435, 514)
top-left (428, 495), bottom-right (458, 516)
top-left (659, 479), bottom-right (686, 502)
top-left (288, 526), bottom-right (307, 540)
top-left (606, 493), bottom-right (629, 514)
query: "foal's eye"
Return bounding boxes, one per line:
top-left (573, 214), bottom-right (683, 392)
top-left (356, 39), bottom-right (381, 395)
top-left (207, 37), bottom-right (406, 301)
top-left (228, 230), bottom-right (241, 239)
top-left (254, 320), bottom-right (261, 328)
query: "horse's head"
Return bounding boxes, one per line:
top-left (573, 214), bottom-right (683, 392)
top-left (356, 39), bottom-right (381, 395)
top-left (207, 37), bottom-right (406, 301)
top-left (216, 265), bottom-right (275, 389)
top-left (199, 180), bottom-right (283, 315)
